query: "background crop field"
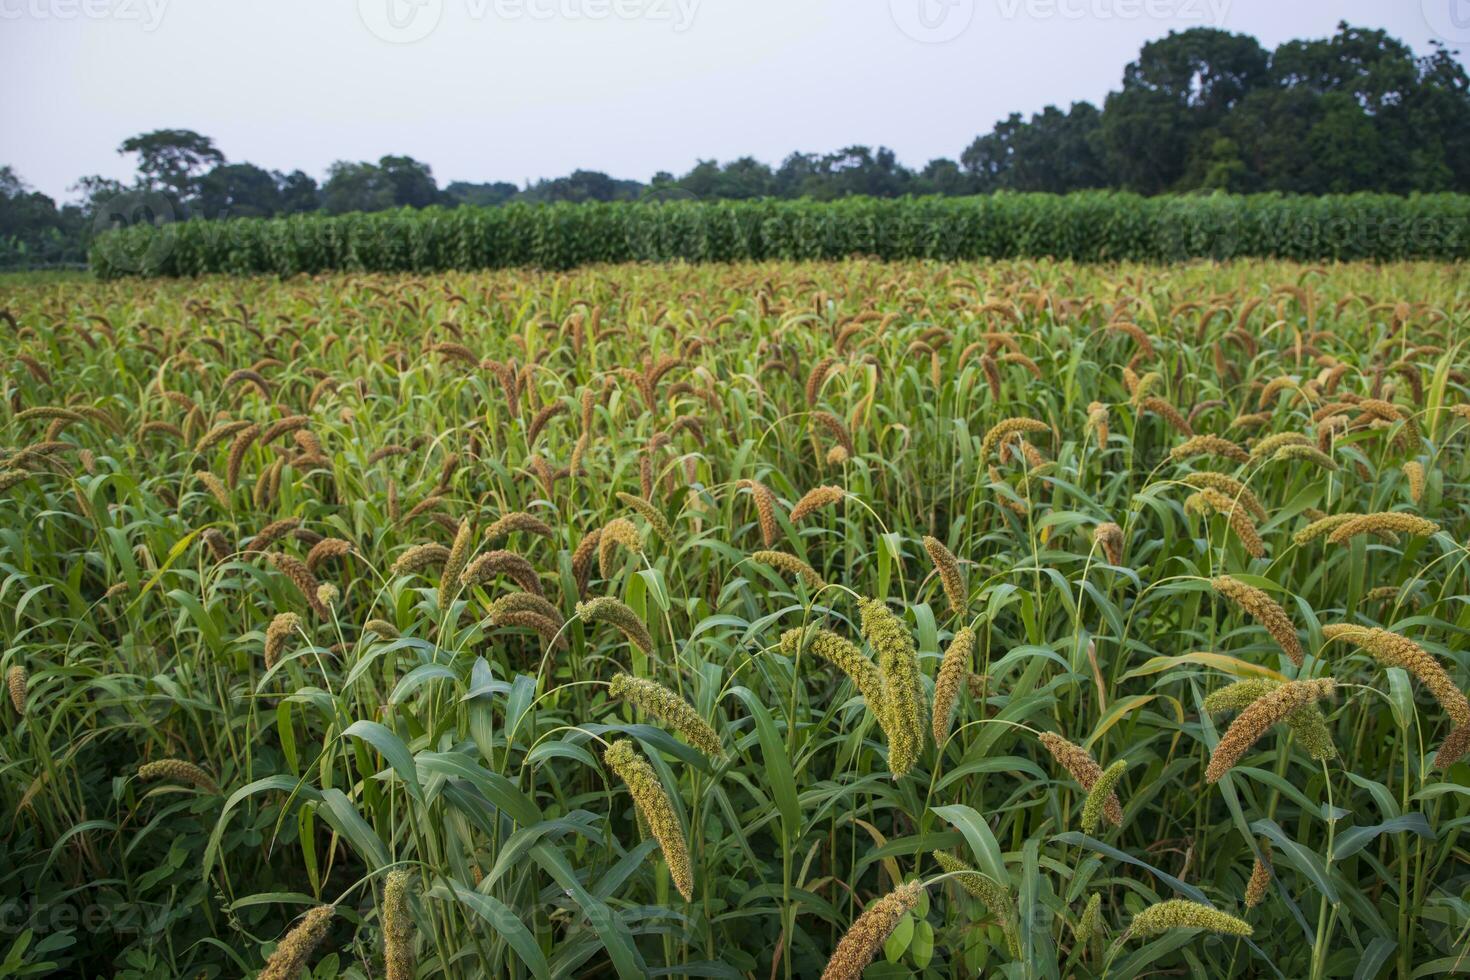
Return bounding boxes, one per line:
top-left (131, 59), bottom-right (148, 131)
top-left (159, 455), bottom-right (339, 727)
top-left (1, 258), bottom-right (1469, 978)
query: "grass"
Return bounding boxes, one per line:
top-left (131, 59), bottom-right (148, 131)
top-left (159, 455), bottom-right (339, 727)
top-left (0, 258), bottom-right (1468, 978)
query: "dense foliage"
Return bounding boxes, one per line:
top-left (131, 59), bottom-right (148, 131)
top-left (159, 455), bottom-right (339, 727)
top-left (8, 22), bottom-right (1468, 269)
top-left (88, 193), bottom-right (1470, 278)
top-left (2, 258), bottom-right (1469, 978)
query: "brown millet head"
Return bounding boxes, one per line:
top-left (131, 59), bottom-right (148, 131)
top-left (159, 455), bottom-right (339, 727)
top-left (1402, 461), bottom-right (1426, 504)
top-left (738, 478), bottom-right (781, 547)
top-left (1325, 512), bottom-right (1440, 546)
top-left (226, 422), bottom-right (262, 487)
top-left (819, 881), bottom-right (925, 980)
top-left (1185, 487), bottom-right (1265, 558)
top-left (257, 905), bottom-right (336, 980)
top-left (1320, 625), bottom-right (1470, 726)
top-left (1093, 522), bottom-right (1124, 566)
top-left (438, 518), bottom-right (474, 608)
top-left (250, 516), bottom-right (303, 554)
top-left (6, 664), bottom-right (27, 715)
top-left (1205, 678), bottom-right (1335, 783)
top-left (483, 511), bottom-right (555, 543)
top-left (571, 527), bottom-right (602, 593)
top-left (980, 417), bottom-right (1050, 461)
top-left (1434, 724), bottom-right (1470, 770)
top-left (266, 552), bottom-right (329, 617)
top-left (921, 535), bottom-right (966, 614)
top-left (305, 537), bottom-right (353, 573)
top-left (1211, 576), bottom-right (1303, 666)
top-left (1181, 471), bottom-right (1267, 522)
top-left (751, 550), bottom-right (824, 590)
top-left (460, 549), bottom-right (544, 597)
top-left (1138, 396), bottom-right (1193, 436)
top-left (1169, 434), bottom-right (1249, 464)
top-left (1086, 401), bottom-right (1109, 451)
top-left (391, 543), bottom-right (451, 575)
top-left (789, 485), bottom-right (846, 522)
top-left (597, 517), bottom-right (642, 579)
top-left (1244, 844), bottom-right (1273, 908)
top-left (264, 612), bottom-right (300, 669)
top-left (931, 627), bottom-right (974, 745)
top-left (577, 596), bottom-right (654, 653)
top-left (1037, 731), bottom-right (1122, 825)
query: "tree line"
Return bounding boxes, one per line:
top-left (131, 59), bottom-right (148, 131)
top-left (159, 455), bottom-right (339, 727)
top-left (5, 22), bottom-right (1468, 268)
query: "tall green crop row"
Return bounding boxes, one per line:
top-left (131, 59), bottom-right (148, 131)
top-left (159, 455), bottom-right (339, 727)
top-left (90, 192), bottom-right (1470, 277)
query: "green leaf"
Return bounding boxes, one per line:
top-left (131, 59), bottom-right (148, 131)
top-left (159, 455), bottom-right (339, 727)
top-left (430, 879), bottom-right (552, 980)
top-left (342, 720), bottom-right (424, 806)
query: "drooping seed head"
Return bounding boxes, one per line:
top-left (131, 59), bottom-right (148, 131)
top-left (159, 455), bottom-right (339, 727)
top-left (577, 596), bottom-right (654, 653)
top-left (1081, 759), bottom-right (1127, 835)
top-left (609, 673), bottom-right (724, 760)
top-left (789, 485), bottom-right (846, 522)
top-left (751, 550), bottom-right (824, 590)
top-left (1321, 625), bottom-right (1469, 726)
top-left (1038, 731), bottom-right (1122, 825)
top-left (931, 627), bottom-right (974, 745)
top-left (603, 739), bottom-right (693, 901)
top-left (1128, 899), bottom-right (1251, 939)
top-left (1205, 678), bottom-right (1336, 783)
top-left (819, 881), bottom-right (925, 980)
top-left (264, 612), bottom-right (300, 669)
top-left (597, 517), bottom-right (642, 579)
top-left (1244, 845), bottom-right (1272, 909)
top-left (858, 597), bottom-right (925, 778)
top-left (383, 871), bottom-right (415, 980)
top-left (137, 758), bottom-right (218, 793)
top-left (922, 536), bottom-right (966, 615)
top-left (6, 664), bottom-right (27, 715)
top-left (1211, 576), bottom-right (1302, 666)
top-left (258, 905), bottom-right (336, 980)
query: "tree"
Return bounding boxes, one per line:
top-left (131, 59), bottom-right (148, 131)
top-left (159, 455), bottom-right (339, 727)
top-left (524, 170), bottom-right (640, 204)
top-left (276, 171), bottom-right (321, 214)
top-left (321, 161), bottom-right (395, 214)
top-left (194, 163), bottom-right (282, 219)
top-left (915, 158), bottom-right (973, 196)
top-left (378, 156), bottom-right (444, 209)
top-left (446, 180), bottom-right (519, 207)
top-left (118, 129), bottom-right (224, 200)
top-left (1103, 29), bottom-right (1269, 193)
top-left (0, 167), bottom-right (87, 267)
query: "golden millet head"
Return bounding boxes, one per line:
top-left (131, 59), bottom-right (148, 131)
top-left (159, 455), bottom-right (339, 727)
top-left (931, 627), bottom-right (974, 745)
top-left (383, 870), bottom-right (415, 980)
top-left (1081, 759), bottom-right (1127, 835)
top-left (258, 905), bottom-right (336, 980)
top-left (1129, 899), bottom-right (1251, 939)
top-left (603, 739), bottom-right (694, 901)
top-left (6, 665), bottom-right (27, 715)
top-left (609, 672), bottom-right (725, 761)
top-left (819, 881), bottom-right (925, 980)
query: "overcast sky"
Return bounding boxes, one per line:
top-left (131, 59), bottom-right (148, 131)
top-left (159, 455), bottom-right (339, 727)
top-left (3, 1), bottom-right (1464, 202)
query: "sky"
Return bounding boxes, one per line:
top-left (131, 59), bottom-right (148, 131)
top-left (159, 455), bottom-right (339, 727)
top-left (2, 0), bottom-right (1466, 202)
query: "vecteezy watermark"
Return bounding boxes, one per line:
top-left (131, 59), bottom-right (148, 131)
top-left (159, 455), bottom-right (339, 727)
top-left (994, 0), bottom-right (1230, 25)
top-left (1423, 0), bottom-right (1470, 44)
top-left (357, 0), bottom-right (443, 43)
top-left (358, 0), bottom-right (699, 44)
top-left (889, 0), bottom-right (975, 44)
top-left (91, 189), bottom-right (176, 275)
top-left (0, 0), bottom-right (168, 31)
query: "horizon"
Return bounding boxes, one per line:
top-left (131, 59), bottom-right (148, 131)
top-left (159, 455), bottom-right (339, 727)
top-left (3, 1), bottom-right (1466, 204)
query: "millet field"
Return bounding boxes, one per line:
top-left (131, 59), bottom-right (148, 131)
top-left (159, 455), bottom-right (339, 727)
top-left (2, 257), bottom-right (1470, 978)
